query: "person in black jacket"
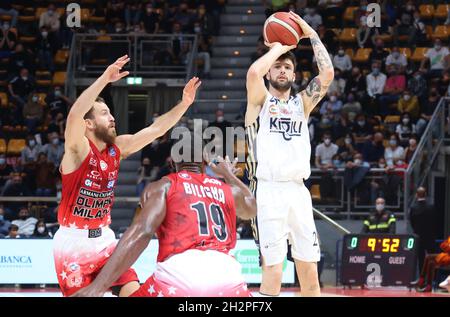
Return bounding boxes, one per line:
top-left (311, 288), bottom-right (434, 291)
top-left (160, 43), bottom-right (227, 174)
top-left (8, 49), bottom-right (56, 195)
top-left (362, 197), bottom-right (396, 233)
top-left (409, 187), bottom-right (436, 276)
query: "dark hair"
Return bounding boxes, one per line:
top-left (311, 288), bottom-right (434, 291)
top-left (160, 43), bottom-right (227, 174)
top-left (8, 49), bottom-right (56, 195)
top-left (276, 51), bottom-right (297, 69)
top-left (83, 96), bottom-right (105, 120)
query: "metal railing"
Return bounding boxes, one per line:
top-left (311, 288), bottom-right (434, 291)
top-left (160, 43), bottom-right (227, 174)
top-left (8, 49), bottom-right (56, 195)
top-left (403, 97), bottom-right (450, 219)
top-left (70, 33), bottom-right (198, 82)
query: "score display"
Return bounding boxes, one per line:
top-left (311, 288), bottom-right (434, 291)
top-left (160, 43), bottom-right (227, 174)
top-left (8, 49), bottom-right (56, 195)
top-left (341, 234), bottom-right (418, 287)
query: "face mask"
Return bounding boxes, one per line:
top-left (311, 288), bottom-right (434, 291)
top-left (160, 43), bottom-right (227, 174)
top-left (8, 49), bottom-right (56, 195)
top-left (324, 139), bottom-right (331, 145)
top-left (333, 159), bottom-right (341, 166)
top-left (32, 96), bottom-right (38, 102)
top-left (409, 139), bottom-right (416, 146)
top-left (29, 140), bottom-right (36, 147)
top-left (116, 28), bottom-right (122, 32)
top-left (402, 118), bottom-right (410, 124)
top-left (414, 74), bottom-right (421, 80)
top-left (3, 23), bottom-right (10, 30)
top-left (322, 118), bottom-right (330, 125)
top-left (435, 44), bottom-right (441, 50)
top-left (372, 68), bottom-right (380, 75)
top-left (345, 138), bottom-right (352, 145)
top-left (403, 94), bottom-right (411, 101)
top-left (354, 159), bottom-right (362, 165)
top-left (48, 10), bottom-right (54, 16)
top-left (379, 163), bottom-right (386, 168)
top-left (376, 204), bottom-right (385, 212)
top-left (330, 96), bottom-right (337, 102)
top-left (0, 158), bottom-right (5, 165)
top-left (357, 120), bottom-right (365, 126)
top-left (389, 140), bottom-right (397, 146)
top-left (217, 116), bottom-right (224, 123)
top-left (41, 31), bottom-right (48, 37)
top-left (37, 227), bottom-right (45, 234)
top-left (338, 50), bottom-right (345, 56)
top-left (52, 138), bottom-right (59, 145)
top-left (54, 90), bottom-right (61, 97)
top-left (397, 160), bottom-right (404, 165)
top-left (194, 26), bottom-right (201, 33)
top-left (21, 76), bottom-right (28, 81)
top-left (146, 8), bottom-right (152, 13)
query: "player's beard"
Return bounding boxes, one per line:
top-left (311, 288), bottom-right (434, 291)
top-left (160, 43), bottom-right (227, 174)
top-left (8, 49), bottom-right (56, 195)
top-left (94, 124), bottom-right (117, 145)
top-left (270, 78), bottom-right (293, 92)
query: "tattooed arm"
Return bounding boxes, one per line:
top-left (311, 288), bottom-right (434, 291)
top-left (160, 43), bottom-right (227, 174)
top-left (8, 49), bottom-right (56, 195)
top-left (289, 12), bottom-right (334, 117)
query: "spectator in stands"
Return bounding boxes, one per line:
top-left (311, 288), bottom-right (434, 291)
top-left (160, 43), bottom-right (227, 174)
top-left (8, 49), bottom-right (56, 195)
top-left (366, 61), bottom-right (386, 115)
top-left (397, 90), bottom-right (419, 119)
top-left (39, 4), bottom-right (61, 34)
top-left (369, 38), bottom-right (389, 67)
top-left (356, 15), bottom-right (378, 49)
top-left (5, 224), bottom-right (20, 239)
top-left (1, 174), bottom-right (31, 214)
top-left (404, 137), bottom-right (417, 164)
top-left (141, 3), bottom-right (160, 34)
top-left (327, 68), bottom-right (346, 98)
top-left (136, 157), bottom-right (158, 196)
top-left (362, 197), bottom-right (396, 234)
top-left (21, 135), bottom-right (41, 165)
top-left (11, 206), bottom-right (37, 237)
top-left (35, 152), bottom-right (56, 197)
top-left (42, 132), bottom-right (64, 166)
top-left (45, 112), bottom-right (66, 138)
top-left (342, 93), bottom-right (361, 121)
top-left (352, 114), bottom-right (374, 152)
top-left (392, 5), bottom-right (416, 47)
top-left (333, 46), bottom-right (352, 76)
top-left (125, 1), bottom-right (142, 31)
top-left (315, 132), bottom-right (338, 201)
top-left (0, 1), bottom-right (18, 28)
top-left (379, 65), bottom-right (406, 115)
top-left (395, 112), bottom-right (416, 146)
top-left (362, 131), bottom-right (385, 166)
top-left (345, 66), bottom-right (366, 100)
top-left (408, 69), bottom-right (428, 106)
top-left (317, 0), bottom-right (343, 28)
top-left (174, 2), bottom-right (195, 33)
top-left (0, 154), bottom-right (12, 193)
top-left (420, 39), bottom-right (450, 80)
top-left (8, 43), bottom-right (34, 76)
top-left (369, 157), bottom-right (388, 203)
top-left (384, 133), bottom-right (404, 167)
top-left (31, 219), bottom-right (52, 239)
top-left (106, 0), bottom-right (125, 24)
top-left (45, 86), bottom-right (72, 118)
top-left (385, 47), bottom-right (407, 74)
top-left (332, 112), bottom-right (352, 141)
top-left (416, 88), bottom-right (440, 136)
top-left (209, 109), bottom-right (232, 141)
top-left (36, 26), bottom-right (58, 72)
top-left (0, 20), bottom-right (17, 58)
top-left (320, 92), bottom-right (343, 117)
top-left (303, 7), bottom-right (322, 31)
top-left (344, 152), bottom-right (370, 192)
top-left (0, 206), bottom-right (11, 237)
top-left (317, 24), bottom-right (338, 53)
top-left (338, 133), bottom-right (357, 163)
top-left (23, 93), bottom-right (44, 134)
top-left (412, 10), bottom-right (427, 46)
top-left (195, 4), bottom-right (215, 37)
top-left (8, 67), bottom-right (35, 108)
top-left (196, 36), bottom-right (211, 78)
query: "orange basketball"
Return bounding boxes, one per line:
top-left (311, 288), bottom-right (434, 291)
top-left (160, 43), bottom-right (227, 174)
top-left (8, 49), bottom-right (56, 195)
top-left (263, 12), bottom-right (303, 46)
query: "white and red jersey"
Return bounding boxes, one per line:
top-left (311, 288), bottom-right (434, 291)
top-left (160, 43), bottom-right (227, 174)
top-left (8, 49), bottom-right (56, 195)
top-left (57, 140), bottom-right (120, 229)
top-left (157, 171), bottom-right (237, 262)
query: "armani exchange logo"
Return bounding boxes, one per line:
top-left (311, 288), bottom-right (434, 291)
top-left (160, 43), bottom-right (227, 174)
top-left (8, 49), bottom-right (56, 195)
top-left (269, 117), bottom-right (302, 141)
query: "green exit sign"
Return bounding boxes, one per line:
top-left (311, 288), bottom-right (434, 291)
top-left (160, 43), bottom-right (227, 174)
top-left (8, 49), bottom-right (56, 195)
top-left (127, 77), bottom-right (142, 85)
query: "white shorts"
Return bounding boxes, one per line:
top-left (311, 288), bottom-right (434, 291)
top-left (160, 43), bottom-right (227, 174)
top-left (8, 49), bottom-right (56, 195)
top-left (255, 180), bottom-right (320, 266)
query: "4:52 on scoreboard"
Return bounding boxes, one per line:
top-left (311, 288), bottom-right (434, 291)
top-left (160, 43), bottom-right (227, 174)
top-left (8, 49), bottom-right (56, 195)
top-left (340, 234), bottom-right (418, 287)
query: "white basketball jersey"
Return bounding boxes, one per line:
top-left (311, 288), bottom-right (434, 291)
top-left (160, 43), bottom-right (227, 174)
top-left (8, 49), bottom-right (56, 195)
top-left (246, 93), bottom-right (311, 183)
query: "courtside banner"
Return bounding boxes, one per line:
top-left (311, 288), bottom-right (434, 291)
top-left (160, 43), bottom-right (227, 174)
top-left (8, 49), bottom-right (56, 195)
top-left (0, 239), bottom-right (295, 284)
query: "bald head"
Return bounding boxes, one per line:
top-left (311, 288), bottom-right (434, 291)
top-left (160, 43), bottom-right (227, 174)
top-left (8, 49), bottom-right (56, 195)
top-left (416, 187), bottom-right (427, 199)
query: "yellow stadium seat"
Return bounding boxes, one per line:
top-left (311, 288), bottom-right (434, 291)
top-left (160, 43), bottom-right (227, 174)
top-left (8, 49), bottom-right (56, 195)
top-left (345, 48), bottom-right (354, 59)
top-left (376, 34), bottom-right (393, 43)
top-left (0, 15), bottom-right (12, 22)
top-left (419, 4), bottom-right (435, 19)
top-left (18, 15), bottom-right (36, 22)
top-left (36, 79), bottom-right (52, 88)
top-left (352, 48), bottom-right (372, 64)
top-left (344, 6), bottom-right (358, 22)
top-left (398, 48), bottom-right (412, 60)
top-left (7, 139), bottom-right (26, 155)
top-left (52, 72), bottom-right (66, 86)
top-left (35, 8), bottom-right (46, 18)
top-left (0, 92), bottom-right (8, 107)
top-left (302, 71), bottom-right (311, 81)
top-left (431, 25), bottom-right (449, 41)
top-left (37, 93), bottom-right (47, 105)
top-left (384, 115), bottom-right (400, 124)
top-left (0, 139), bottom-right (6, 153)
top-left (311, 184), bottom-right (321, 201)
top-left (410, 47), bottom-right (429, 63)
top-left (54, 49), bottom-right (69, 65)
top-left (435, 4), bottom-right (450, 19)
top-left (338, 28), bottom-right (357, 43)
top-left (80, 8), bottom-right (90, 21)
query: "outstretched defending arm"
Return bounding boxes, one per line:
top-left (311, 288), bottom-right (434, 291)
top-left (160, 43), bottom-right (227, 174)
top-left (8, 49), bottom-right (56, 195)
top-left (208, 156), bottom-right (257, 220)
top-left (289, 12), bottom-right (334, 116)
top-left (115, 77), bottom-right (201, 159)
top-left (71, 178), bottom-right (171, 297)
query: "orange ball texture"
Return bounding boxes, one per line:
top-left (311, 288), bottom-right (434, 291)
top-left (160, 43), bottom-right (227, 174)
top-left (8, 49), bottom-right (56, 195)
top-left (263, 12), bottom-right (304, 46)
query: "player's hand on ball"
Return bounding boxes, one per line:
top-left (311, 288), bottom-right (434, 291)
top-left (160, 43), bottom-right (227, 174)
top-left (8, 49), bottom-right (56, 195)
top-left (181, 77), bottom-right (202, 106)
top-left (102, 55), bottom-right (130, 83)
top-left (264, 40), bottom-right (297, 53)
top-left (288, 11), bottom-right (316, 39)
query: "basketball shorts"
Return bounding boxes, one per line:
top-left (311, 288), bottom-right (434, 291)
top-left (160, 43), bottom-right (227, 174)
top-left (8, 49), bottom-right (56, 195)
top-left (254, 180), bottom-right (321, 266)
top-left (130, 249), bottom-right (251, 297)
top-left (53, 226), bottom-right (139, 297)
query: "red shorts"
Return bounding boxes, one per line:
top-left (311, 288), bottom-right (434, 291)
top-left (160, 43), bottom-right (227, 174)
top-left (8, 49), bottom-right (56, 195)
top-left (53, 226), bottom-right (139, 297)
top-left (130, 249), bottom-right (251, 297)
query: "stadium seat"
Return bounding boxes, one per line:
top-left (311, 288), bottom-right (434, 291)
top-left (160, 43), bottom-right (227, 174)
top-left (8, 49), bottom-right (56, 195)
top-left (36, 79), bottom-right (52, 88)
top-left (37, 93), bottom-right (47, 105)
top-left (18, 15), bottom-right (36, 22)
top-left (7, 139), bottom-right (26, 155)
top-left (411, 47), bottom-right (429, 63)
top-left (345, 48), bottom-right (354, 59)
top-left (35, 8), bottom-right (47, 18)
top-left (398, 48), bottom-right (412, 60)
top-left (0, 15), bottom-right (12, 22)
top-left (0, 92), bottom-right (8, 107)
top-left (431, 25), bottom-right (449, 41)
top-left (435, 4), bottom-right (450, 19)
top-left (311, 184), bottom-right (321, 201)
top-left (19, 36), bottom-right (36, 44)
top-left (352, 48), bottom-right (372, 64)
top-left (338, 28), bottom-right (357, 43)
top-left (52, 72), bottom-right (66, 86)
top-left (80, 8), bottom-right (90, 21)
top-left (419, 4), bottom-right (434, 19)
top-left (54, 49), bottom-right (69, 65)
top-left (384, 115), bottom-right (400, 124)
top-left (302, 71), bottom-right (311, 81)
top-left (376, 34), bottom-right (393, 43)
top-left (343, 6), bottom-right (358, 22)
top-left (0, 139), bottom-right (6, 153)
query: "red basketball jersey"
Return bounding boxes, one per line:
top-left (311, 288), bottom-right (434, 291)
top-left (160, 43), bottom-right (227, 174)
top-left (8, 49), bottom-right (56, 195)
top-left (57, 140), bottom-right (120, 229)
top-left (156, 171), bottom-right (237, 262)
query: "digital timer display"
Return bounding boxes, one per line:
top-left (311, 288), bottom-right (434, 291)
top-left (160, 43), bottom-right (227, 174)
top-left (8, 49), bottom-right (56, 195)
top-left (346, 236), bottom-right (415, 253)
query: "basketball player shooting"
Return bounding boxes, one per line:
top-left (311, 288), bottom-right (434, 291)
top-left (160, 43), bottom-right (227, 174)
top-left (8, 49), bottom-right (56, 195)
top-left (71, 134), bottom-right (257, 297)
top-left (246, 12), bottom-right (334, 297)
top-left (53, 55), bottom-right (201, 297)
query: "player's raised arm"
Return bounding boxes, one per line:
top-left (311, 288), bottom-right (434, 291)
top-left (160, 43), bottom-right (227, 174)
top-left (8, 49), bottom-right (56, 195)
top-left (64, 55), bottom-right (130, 155)
top-left (208, 156), bottom-right (257, 220)
top-left (289, 12), bottom-right (334, 116)
top-left (71, 178), bottom-right (171, 297)
top-left (115, 77), bottom-right (201, 159)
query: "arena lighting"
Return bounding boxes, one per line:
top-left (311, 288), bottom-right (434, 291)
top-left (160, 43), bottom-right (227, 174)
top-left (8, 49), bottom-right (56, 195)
top-left (126, 77), bottom-right (143, 85)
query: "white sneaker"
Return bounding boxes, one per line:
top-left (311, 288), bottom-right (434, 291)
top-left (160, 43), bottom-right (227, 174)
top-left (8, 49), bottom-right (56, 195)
top-left (438, 276), bottom-right (450, 289)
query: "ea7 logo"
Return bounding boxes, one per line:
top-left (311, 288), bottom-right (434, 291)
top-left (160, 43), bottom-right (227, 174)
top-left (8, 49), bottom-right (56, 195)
top-left (366, 3), bottom-right (381, 28)
top-left (203, 178), bottom-right (222, 186)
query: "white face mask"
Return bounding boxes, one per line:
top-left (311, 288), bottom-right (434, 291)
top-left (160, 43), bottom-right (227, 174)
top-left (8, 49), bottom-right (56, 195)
top-left (217, 116), bottom-right (224, 123)
top-left (330, 96), bottom-right (337, 102)
top-left (37, 227), bottom-right (45, 234)
top-left (402, 118), bottom-right (410, 124)
top-left (345, 138), bottom-right (352, 145)
top-left (403, 95), bottom-right (411, 101)
top-left (376, 204), bottom-right (385, 212)
top-left (324, 139), bottom-right (331, 146)
top-left (29, 140), bottom-right (36, 147)
top-left (379, 163), bottom-right (386, 168)
top-left (354, 159), bottom-right (362, 165)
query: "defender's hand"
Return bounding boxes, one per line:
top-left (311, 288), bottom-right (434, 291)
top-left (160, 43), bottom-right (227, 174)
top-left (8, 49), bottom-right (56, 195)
top-left (102, 55), bottom-right (130, 83)
top-left (181, 77), bottom-right (202, 106)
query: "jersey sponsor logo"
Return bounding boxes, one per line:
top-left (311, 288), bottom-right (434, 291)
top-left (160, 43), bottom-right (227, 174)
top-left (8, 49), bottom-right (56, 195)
top-left (109, 147), bottom-right (116, 157)
top-left (114, 159), bottom-right (118, 168)
top-left (178, 172), bottom-right (191, 180)
top-left (108, 171), bottom-right (118, 180)
top-left (203, 178), bottom-right (222, 186)
top-left (268, 105), bottom-right (278, 115)
top-left (68, 262), bottom-right (80, 272)
top-left (88, 170), bottom-right (102, 181)
top-left (84, 179), bottom-right (93, 187)
top-left (269, 117), bottom-right (303, 141)
top-left (72, 188), bottom-right (113, 219)
top-left (100, 160), bottom-right (108, 171)
top-left (89, 158), bottom-right (97, 166)
top-left (107, 180), bottom-right (115, 189)
top-left (182, 182), bottom-right (225, 204)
